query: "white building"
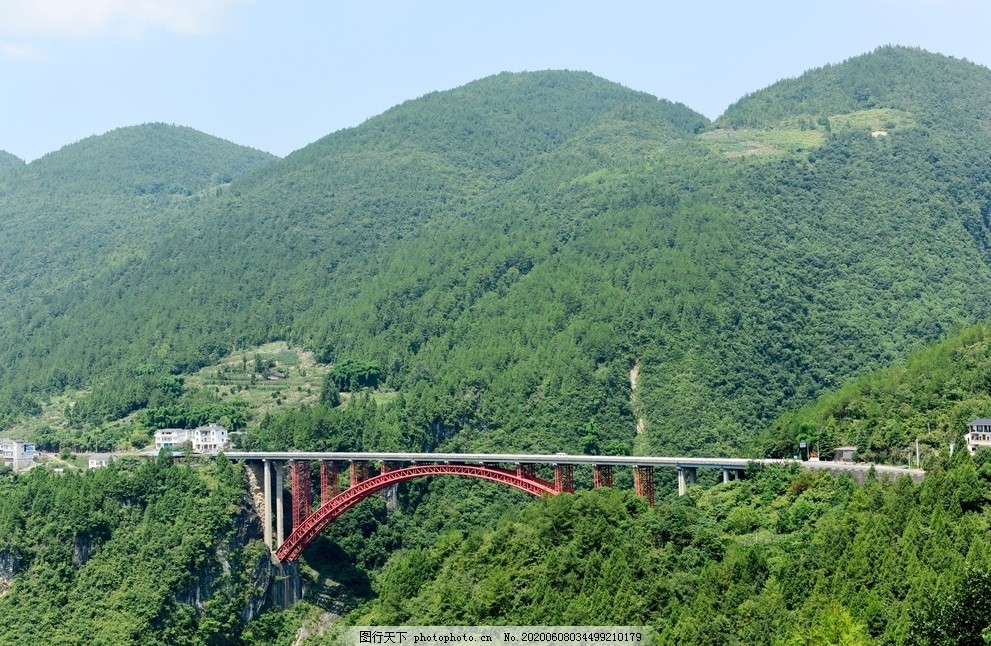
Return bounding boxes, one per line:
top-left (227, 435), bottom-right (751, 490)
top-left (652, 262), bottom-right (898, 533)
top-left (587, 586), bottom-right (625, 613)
top-left (88, 453), bottom-right (117, 469)
top-left (966, 418), bottom-right (991, 454)
top-left (154, 424), bottom-right (229, 454)
top-left (154, 428), bottom-right (190, 451)
top-left (191, 423), bottom-right (228, 453)
top-left (0, 440), bottom-right (35, 471)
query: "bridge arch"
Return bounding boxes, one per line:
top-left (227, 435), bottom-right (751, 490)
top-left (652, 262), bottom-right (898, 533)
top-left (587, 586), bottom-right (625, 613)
top-left (275, 463), bottom-right (559, 561)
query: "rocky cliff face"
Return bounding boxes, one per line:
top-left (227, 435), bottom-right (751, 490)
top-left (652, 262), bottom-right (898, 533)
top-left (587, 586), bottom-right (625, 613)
top-left (174, 488), bottom-right (304, 623)
top-left (0, 551), bottom-right (17, 598)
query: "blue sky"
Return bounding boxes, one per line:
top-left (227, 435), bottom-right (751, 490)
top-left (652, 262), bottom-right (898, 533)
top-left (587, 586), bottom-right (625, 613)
top-left (2, 0), bottom-right (990, 161)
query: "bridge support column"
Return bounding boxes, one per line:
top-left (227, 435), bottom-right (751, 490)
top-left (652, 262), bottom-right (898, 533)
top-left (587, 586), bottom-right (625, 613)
top-left (319, 461), bottom-right (337, 506)
top-left (634, 466), bottom-right (655, 507)
top-left (349, 461), bottom-right (368, 488)
top-left (331, 462), bottom-right (341, 499)
top-left (263, 459), bottom-right (273, 550)
top-left (554, 464), bottom-right (574, 493)
top-left (275, 461), bottom-right (285, 548)
top-left (593, 464), bottom-right (613, 488)
top-left (516, 463), bottom-right (537, 480)
top-left (721, 469), bottom-right (743, 483)
top-left (291, 460), bottom-right (312, 530)
top-left (677, 467), bottom-right (696, 497)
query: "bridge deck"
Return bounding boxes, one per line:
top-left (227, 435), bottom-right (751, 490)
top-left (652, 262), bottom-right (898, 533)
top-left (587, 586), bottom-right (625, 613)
top-left (224, 451), bottom-right (924, 478)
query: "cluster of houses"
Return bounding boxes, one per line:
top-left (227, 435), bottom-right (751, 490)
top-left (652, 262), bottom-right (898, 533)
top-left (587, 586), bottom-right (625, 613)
top-left (152, 423), bottom-right (230, 453)
top-left (87, 424), bottom-right (231, 470)
top-left (0, 423), bottom-right (231, 472)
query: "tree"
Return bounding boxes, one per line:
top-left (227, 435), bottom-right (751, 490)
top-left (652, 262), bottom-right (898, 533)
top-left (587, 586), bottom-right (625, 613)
top-left (320, 373), bottom-right (341, 407)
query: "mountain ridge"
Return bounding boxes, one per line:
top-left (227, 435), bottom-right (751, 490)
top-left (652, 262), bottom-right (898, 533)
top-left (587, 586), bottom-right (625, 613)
top-left (718, 45), bottom-right (991, 130)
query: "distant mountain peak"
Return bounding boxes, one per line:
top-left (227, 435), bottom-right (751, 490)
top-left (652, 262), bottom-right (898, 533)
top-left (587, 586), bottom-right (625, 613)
top-left (25, 122), bottom-right (277, 196)
top-left (284, 69), bottom-right (707, 183)
top-left (0, 149), bottom-right (24, 171)
top-left (717, 45), bottom-right (991, 130)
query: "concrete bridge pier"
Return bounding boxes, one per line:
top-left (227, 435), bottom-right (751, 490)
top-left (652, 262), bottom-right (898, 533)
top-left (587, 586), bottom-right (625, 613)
top-left (263, 459), bottom-right (273, 550)
top-left (274, 462), bottom-right (285, 548)
top-left (677, 467), bottom-right (697, 496)
top-left (721, 468), bottom-right (745, 483)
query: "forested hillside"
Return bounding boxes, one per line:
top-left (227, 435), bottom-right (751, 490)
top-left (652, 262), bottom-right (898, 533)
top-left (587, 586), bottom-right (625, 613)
top-left (325, 454), bottom-right (991, 645)
top-left (0, 456), bottom-right (280, 644)
top-left (764, 320), bottom-right (991, 464)
top-left (3, 51), bottom-right (991, 454)
top-left (0, 125), bottom-right (276, 424)
top-left (0, 151), bottom-right (21, 174)
top-left (5, 48), bottom-right (991, 461)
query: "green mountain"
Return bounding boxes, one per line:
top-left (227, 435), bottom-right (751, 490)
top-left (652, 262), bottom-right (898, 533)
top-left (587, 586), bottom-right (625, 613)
top-left (0, 124), bottom-right (277, 420)
top-left (719, 45), bottom-right (991, 129)
top-left (0, 150), bottom-right (22, 174)
top-left (338, 455), bottom-right (991, 644)
top-left (763, 319), bottom-right (991, 464)
top-left (0, 456), bottom-right (277, 643)
top-left (5, 48), bottom-right (991, 464)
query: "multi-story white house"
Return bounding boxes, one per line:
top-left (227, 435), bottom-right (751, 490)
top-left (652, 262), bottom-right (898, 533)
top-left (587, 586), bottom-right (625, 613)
top-left (154, 424), bottom-right (229, 454)
top-left (0, 440), bottom-right (35, 471)
top-left (154, 428), bottom-right (190, 451)
top-left (191, 423), bottom-right (228, 453)
top-left (966, 418), bottom-right (991, 454)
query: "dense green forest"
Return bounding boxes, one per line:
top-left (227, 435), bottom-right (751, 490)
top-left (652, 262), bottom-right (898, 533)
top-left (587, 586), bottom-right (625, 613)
top-left (316, 453), bottom-right (991, 645)
top-left (0, 150), bottom-right (22, 174)
top-left (6, 48), bottom-right (991, 463)
top-left (0, 456), bottom-right (279, 644)
top-left (247, 313), bottom-right (991, 643)
top-left (763, 320), bottom-right (991, 465)
top-left (5, 45), bottom-right (991, 643)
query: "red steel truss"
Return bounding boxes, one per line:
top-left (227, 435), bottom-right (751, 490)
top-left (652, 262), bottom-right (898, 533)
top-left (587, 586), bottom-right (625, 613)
top-left (290, 461), bottom-right (312, 529)
top-left (593, 464), bottom-right (613, 488)
top-left (276, 464), bottom-right (559, 561)
top-left (319, 461), bottom-right (340, 505)
top-left (633, 465), bottom-right (655, 507)
top-left (554, 463), bottom-right (574, 493)
top-left (349, 460), bottom-right (369, 488)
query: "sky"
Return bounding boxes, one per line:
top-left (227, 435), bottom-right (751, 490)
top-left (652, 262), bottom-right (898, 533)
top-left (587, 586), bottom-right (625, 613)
top-left (2, 0), bottom-right (991, 162)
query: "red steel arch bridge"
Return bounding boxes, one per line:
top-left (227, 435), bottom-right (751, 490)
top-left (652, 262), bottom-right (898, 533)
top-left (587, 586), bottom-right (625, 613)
top-left (224, 451), bottom-right (924, 562)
